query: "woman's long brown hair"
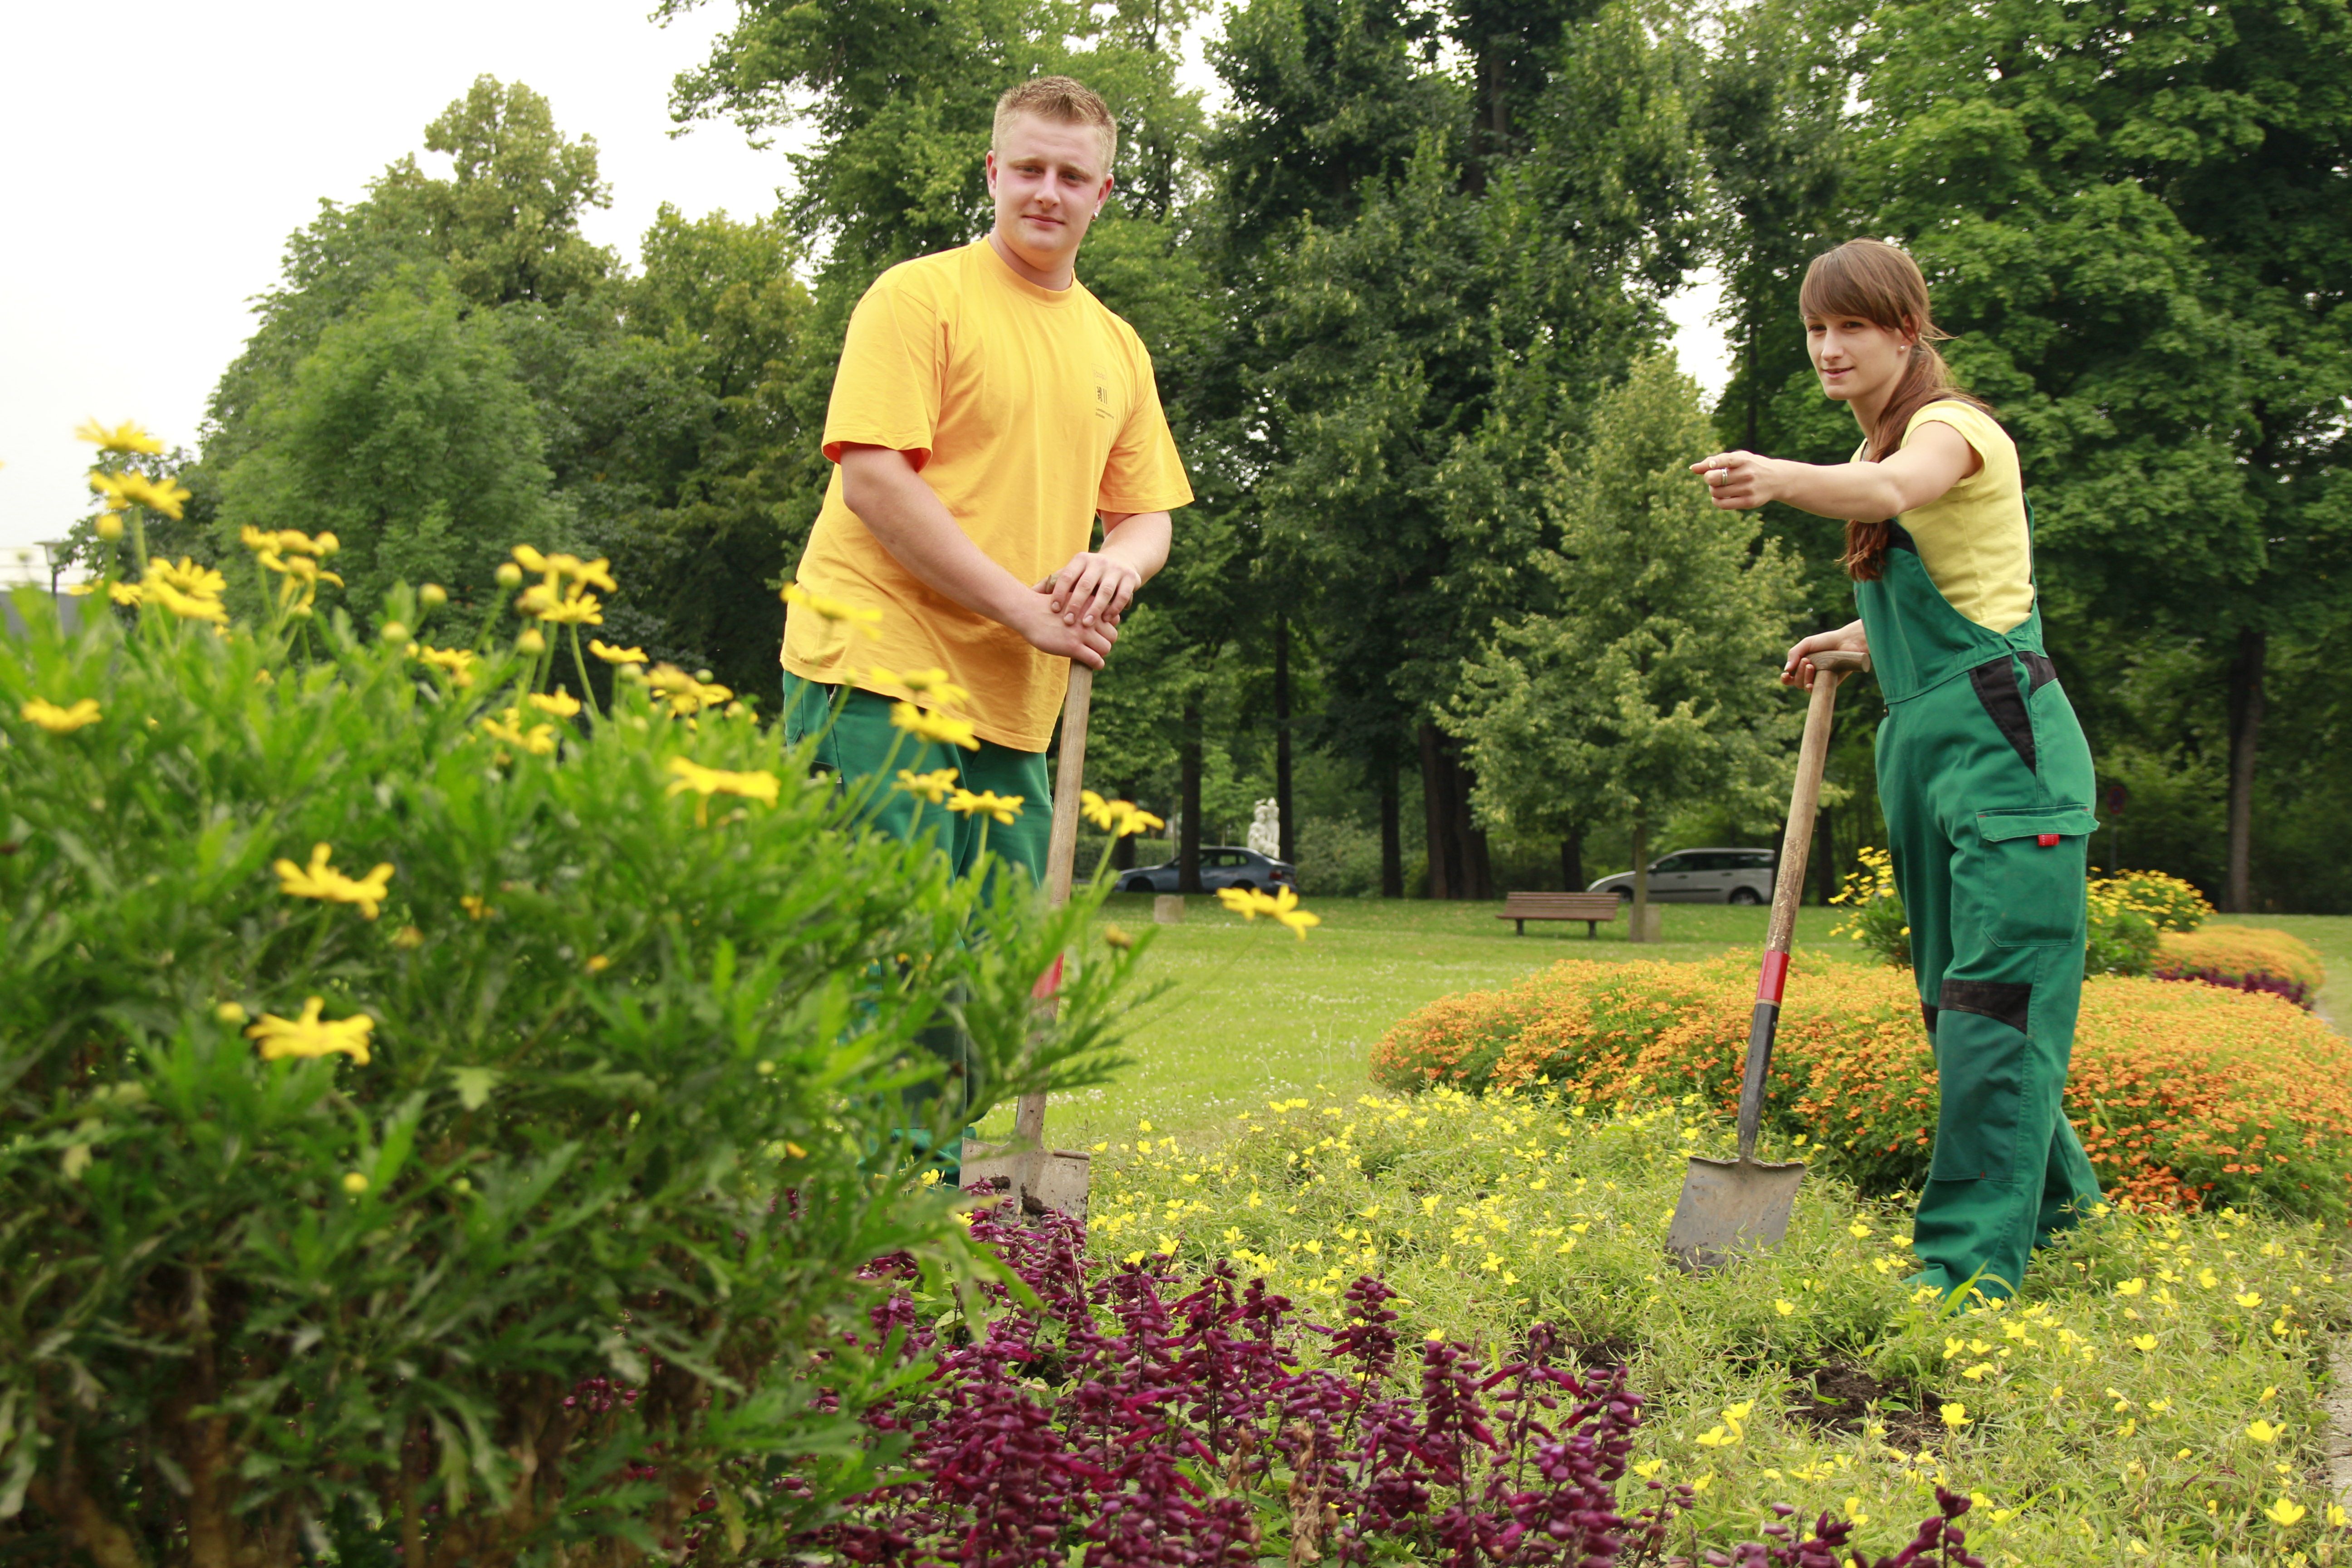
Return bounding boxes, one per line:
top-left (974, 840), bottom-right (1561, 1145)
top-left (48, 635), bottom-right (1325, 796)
top-left (1799, 240), bottom-right (1989, 580)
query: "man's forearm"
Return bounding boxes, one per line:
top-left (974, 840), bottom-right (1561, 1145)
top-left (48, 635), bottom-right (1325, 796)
top-left (839, 447), bottom-right (1034, 625)
top-left (1098, 510), bottom-right (1172, 584)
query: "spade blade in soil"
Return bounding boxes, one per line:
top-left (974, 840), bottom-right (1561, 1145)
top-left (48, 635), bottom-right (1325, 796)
top-left (1666, 1154), bottom-right (1807, 1273)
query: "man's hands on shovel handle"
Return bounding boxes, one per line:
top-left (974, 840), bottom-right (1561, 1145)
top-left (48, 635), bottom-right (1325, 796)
top-left (838, 446), bottom-right (1172, 671)
top-left (1783, 621), bottom-right (1870, 691)
top-left (1033, 509), bottom-right (1172, 668)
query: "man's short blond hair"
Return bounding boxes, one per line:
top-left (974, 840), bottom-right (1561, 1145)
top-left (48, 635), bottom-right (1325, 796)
top-left (992, 76), bottom-right (1117, 172)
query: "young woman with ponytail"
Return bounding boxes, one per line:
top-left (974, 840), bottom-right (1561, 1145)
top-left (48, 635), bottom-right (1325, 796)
top-left (1691, 238), bottom-right (2103, 1302)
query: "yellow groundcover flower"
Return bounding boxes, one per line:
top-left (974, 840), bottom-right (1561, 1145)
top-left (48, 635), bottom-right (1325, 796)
top-left (20, 697), bottom-right (102, 733)
top-left (1217, 884), bottom-right (1321, 940)
top-left (589, 639), bottom-right (647, 665)
top-left (784, 581), bottom-right (883, 634)
top-left (76, 417), bottom-right (166, 455)
top-left (896, 767), bottom-right (959, 804)
top-left (246, 996), bottom-right (374, 1064)
top-left (946, 788), bottom-right (1024, 824)
top-left (529, 688), bottom-right (583, 718)
top-left (274, 843), bottom-right (396, 921)
top-left (890, 701), bottom-right (980, 750)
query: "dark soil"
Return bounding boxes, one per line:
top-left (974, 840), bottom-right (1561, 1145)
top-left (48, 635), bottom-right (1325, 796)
top-left (1787, 1357), bottom-right (1943, 1449)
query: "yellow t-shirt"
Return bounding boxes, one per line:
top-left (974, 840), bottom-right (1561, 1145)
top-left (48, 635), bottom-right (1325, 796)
top-left (1888, 399), bottom-right (2035, 633)
top-left (783, 239), bottom-right (1194, 751)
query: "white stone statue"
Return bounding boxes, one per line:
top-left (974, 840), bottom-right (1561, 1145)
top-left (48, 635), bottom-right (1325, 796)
top-left (1248, 798), bottom-right (1281, 858)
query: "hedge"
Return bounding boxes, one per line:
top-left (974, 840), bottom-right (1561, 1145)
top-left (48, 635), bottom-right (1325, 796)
top-left (1369, 956), bottom-right (2352, 1217)
top-left (2155, 925), bottom-right (2326, 1010)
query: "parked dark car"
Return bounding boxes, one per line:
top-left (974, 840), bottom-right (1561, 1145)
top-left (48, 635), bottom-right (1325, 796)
top-left (1587, 847), bottom-right (1778, 904)
top-left (1116, 846), bottom-right (1297, 895)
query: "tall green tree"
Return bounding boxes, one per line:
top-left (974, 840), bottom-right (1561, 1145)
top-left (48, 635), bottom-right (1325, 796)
top-left (1240, 0), bottom-right (1702, 897)
top-left (1851, 0), bottom-right (2352, 910)
top-left (1445, 356), bottom-right (1803, 933)
top-left (216, 273), bottom-right (559, 631)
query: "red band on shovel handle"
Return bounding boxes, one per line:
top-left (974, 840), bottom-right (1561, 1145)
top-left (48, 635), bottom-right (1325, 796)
top-left (1031, 953), bottom-right (1065, 1001)
top-left (1756, 950), bottom-right (1790, 1005)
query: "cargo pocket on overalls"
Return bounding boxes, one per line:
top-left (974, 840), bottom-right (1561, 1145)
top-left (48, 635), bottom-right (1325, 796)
top-left (1975, 806), bottom-right (2099, 948)
top-left (1925, 805), bottom-right (2097, 1184)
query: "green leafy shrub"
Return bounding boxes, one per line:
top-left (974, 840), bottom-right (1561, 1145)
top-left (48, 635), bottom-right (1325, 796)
top-left (1367, 955), bottom-right (2352, 1216)
top-left (1828, 853), bottom-right (2202, 978)
top-left (0, 559), bottom-right (1131, 1563)
top-left (2155, 925), bottom-right (2326, 1010)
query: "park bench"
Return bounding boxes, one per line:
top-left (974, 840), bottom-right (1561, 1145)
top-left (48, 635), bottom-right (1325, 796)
top-left (1497, 891), bottom-right (1625, 937)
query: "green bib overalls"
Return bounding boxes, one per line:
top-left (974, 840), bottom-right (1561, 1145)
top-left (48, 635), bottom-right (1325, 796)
top-left (1856, 513), bottom-right (2104, 1299)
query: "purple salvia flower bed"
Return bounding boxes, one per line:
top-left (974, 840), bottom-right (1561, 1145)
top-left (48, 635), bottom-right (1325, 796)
top-left (789, 1203), bottom-right (1985, 1568)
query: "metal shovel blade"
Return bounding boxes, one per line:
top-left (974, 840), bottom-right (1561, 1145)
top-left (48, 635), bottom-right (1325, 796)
top-left (1665, 1154), bottom-right (1808, 1274)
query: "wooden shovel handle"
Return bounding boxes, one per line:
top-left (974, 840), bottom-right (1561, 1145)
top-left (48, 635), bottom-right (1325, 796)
top-left (1014, 664), bottom-right (1094, 1154)
top-left (1765, 649), bottom-right (1867, 957)
top-left (1737, 649), bottom-right (1869, 1162)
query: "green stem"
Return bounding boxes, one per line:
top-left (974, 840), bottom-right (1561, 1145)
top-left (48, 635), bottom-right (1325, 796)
top-left (568, 627), bottom-right (599, 721)
top-left (126, 507), bottom-right (149, 579)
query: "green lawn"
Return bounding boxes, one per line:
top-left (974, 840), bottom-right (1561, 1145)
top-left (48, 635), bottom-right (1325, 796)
top-left (1002, 898), bottom-right (2348, 1150)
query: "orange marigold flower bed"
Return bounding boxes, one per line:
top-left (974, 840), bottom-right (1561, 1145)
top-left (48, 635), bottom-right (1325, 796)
top-left (1369, 955), bottom-right (2352, 1219)
top-left (2152, 924), bottom-right (2324, 1010)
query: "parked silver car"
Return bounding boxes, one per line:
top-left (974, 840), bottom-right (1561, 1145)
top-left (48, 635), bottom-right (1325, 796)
top-left (1588, 847), bottom-right (1777, 905)
top-left (1116, 846), bottom-right (1297, 895)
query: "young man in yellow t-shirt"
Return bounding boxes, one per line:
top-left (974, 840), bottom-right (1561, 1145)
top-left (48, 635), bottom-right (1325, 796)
top-left (781, 75), bottom-right (1191, 882)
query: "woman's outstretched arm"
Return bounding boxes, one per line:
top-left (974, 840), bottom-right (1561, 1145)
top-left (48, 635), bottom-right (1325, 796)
top-left (1690, 420), bottom-right (1980, 520)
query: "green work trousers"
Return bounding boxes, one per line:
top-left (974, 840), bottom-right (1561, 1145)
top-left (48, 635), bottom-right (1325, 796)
top-left (783, 676), bottom-right (1052, 1143)
top-left (782, 676), bottom-right (1053, 884)
top-left (1860, 523), bottom-right (2103, 1301)
top-left (1880, 661), bottom-right (2105, 1298)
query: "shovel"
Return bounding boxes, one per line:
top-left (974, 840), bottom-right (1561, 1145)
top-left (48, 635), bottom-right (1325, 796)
top-left (958, 663), bottom-right (1096, 1218)
top-left (1666, 647), bottom-right (1870, 1272)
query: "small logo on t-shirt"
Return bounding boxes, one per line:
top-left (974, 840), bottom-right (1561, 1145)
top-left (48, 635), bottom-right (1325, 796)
top-left (1094, 371), bottom-right (1114, 419)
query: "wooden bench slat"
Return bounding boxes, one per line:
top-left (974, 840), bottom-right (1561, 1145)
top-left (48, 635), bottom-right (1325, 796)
top-left (1495, 890), bottom-right (1625, 936)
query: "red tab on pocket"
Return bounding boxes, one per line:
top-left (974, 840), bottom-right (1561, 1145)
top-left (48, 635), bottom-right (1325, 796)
top-left (2037, 833), bottom-right (2060, 848)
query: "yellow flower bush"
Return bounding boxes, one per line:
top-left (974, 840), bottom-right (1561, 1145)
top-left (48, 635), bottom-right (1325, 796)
top-left (0, 514), bottom-right (1141, 1564)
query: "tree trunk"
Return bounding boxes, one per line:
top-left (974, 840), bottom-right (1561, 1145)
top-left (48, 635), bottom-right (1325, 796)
top-left (2225, 625), bottom-right (2264, 911)
top-left (1379, 760), bottom-right (1403, 898)
top-left (1274, 615), bottom-right (1296, 866)
top-left (1416, 721), bottom-right (1495, 901)
top-left (1560, 824), bottom-right (1584, 892)
top-left (1814, 804), bottom-right (1836, 907)
top-left (1630, 813), bottom-right (1651, 943)
top-left (1112, 780), bottom-right (1139, 872)
top-left (1179, 701), bottom-right (1204, 894)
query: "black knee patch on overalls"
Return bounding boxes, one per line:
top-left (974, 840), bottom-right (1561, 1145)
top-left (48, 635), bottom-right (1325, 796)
top-left (1939, 977), bottom-right (2032, 1034)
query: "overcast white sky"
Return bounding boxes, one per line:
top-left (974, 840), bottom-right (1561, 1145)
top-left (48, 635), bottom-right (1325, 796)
top-left (0, 3), bottom-right (1728, 575)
